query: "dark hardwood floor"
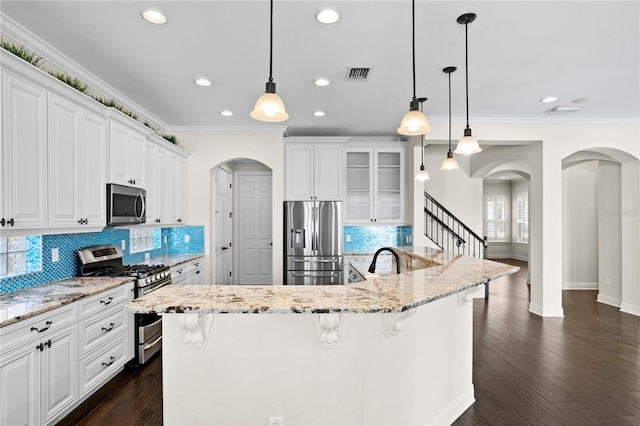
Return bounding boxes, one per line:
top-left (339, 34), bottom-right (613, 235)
top-left (59, 259), bottom-right (640, 425)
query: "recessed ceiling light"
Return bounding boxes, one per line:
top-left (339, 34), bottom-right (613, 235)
top-left (314, 78), bottom-right (330, 87)
top-left (316, 10), bottom-right (339, 24)
top-left (194, 78), bottom-right (211, 87)
top-left (540, 96), bottom-right (558, 103)
top-left (500, 176), bottom-right (507, 179)
top-left (572, 97), bottom-right (591, 104)
top-left (142, 10), bottom-right (167, 25)
top-left (313, 111), bottom-right (326, 117)
top-left (220, 110), bottom-right (234, 117)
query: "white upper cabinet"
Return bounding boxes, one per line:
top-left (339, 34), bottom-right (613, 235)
top-left (48, 94), bottom-right (107, 229)
top-left (285, 138), bottom-right (346, 201)
top-left (345, 141), bottom-right (406, 225)
top-left (0, 70), bottom-right (48, 231)
top-left (145, 136), bottom-right (188, 226)
top-left (108, 120), bottom-right (146, 188)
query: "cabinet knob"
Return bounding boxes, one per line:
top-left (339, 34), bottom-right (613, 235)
top-left (0, 218), bottom-right (4, 227)
top-left (177, 218), bottom-right (182, 223)
top-left (7, 218), bottom-right (14, 227)
top-left (36, 343), bottom-right (44, 352)
top-left (44, 339), bottom-right (52, 349)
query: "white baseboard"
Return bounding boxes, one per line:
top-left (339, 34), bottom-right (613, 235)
top-left (529, 302), bottom-right (564, 317)
top-left (597, 294), bottom-right (621, 308)
top-left (427, 385), bottom-right (475, 426)
top-left (620, 303), bottom-right (640, 316)
top-left (487, 254), bottom-right (528, 261)
top-left (563, 282), bottom-right (598, 290)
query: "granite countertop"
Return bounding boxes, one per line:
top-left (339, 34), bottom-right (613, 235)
top-left (0, 277), bottom-right (135, 328)
top-left (128, 247), bottom-right (519, 315)
top-left (0, 253), bottom-right (205, 328)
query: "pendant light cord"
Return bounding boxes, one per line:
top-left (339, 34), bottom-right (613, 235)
top-left (269, 0), bottom-right (273, 82)
top-left (411, 0), bottom-right (416, 101)
top-left (448, 71), bottom-right (452, 152)
top-left (464, 21), bottom-right (469, 130)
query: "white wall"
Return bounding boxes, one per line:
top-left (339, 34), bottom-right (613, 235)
top-left (597, 161), bottom-right (622, 306)
top-left (562, 161), bottom-right (599, 289)
top-left (175, 130), bottom-right (285, 285)
top-left (414, 121), bottom-right (639, 317)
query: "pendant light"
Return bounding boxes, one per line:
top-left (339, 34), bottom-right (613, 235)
top-left (250, 0), bottom-right (289, 122)
top-left (397, 0), bottom-right (431, 136)
top-left (441, 67), bottom-right (460, 171)
top-left (454, 13), bottom-right (481, 154)
top-left (414, 97), bottom-right (430, 181)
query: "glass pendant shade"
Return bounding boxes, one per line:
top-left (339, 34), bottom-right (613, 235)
top-left (440, 152), bottom-right (460, 171)
top-left (454, 128), bottom-right (481, 154)
top-left (415, 165), bottom-right (430, 181)
top-left (398, 110), bottom-right (432, 136)
top-left (250, 92), bottom-right (289, 122)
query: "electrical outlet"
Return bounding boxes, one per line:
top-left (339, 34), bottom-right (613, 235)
top-left (346, 234), bottom-right (351, 242)
top-left (184, 235), bottom-right (190, 243)
top-left (121, 240), bottom-right (126, 250)
top-left (268, 416), bottom-right (283, 426)
top-left (604, 277), bottom-right (610, 286)
top-left (145, 253), bottom-right (150, 261)
top-left (164, 235), bottom-right (168, 244)
top-left (51, 248), bottom-right (59, 262)
top-left (406, 235), bottom-right (412, 243)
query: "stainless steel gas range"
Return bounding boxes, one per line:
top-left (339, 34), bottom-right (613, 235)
top-left (77, 244), bottom-right (171, 365)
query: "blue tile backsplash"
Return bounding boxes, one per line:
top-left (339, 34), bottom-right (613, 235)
top-left (343, 226), bottom-right (412, 253)
top-left (0, 225), bottom-right (204, 294)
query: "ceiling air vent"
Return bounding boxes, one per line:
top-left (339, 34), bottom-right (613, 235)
top-left (346, 67), bottom-right (371, 81)
top-left (545, 106), bottom-right (583, 114)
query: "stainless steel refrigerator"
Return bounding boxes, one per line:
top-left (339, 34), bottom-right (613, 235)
top-left (284, 201), bottom-right (343, 285)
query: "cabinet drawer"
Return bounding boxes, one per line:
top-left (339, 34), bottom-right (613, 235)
top-left (0, 303), bottom-right (78, 352)
top-left (78, 305), bottom-right (127, 357)
top-left (78, 332), bottom-right (127, 398)
top-left (78, 285), bottom-right (129, 319)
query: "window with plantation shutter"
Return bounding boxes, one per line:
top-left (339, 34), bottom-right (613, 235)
top-left (513, 192), bottom-right (529, 243)
top-left (484, 194), bottom-right (509, 242)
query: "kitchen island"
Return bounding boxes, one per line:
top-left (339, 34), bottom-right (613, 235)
top-left (128, 247), bottom-right (518, 425)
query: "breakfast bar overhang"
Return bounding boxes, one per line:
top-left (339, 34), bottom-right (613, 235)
top-left (128, 248), bottom-right (518, 425)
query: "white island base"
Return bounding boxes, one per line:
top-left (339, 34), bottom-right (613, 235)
top-left (161, 289), bottom-right (478, 426)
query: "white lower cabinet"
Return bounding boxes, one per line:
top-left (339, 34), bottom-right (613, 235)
top-left (78, 333), bottom-right (127, 399)
top-left (0, 283), bottom-right (134, 425)
top-left (172, 258), bottom-right (204, 285)
top-left (0, 320), bottom-right (78, 426)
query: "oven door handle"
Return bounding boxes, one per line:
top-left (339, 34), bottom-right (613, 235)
top-left (135, 193), bottom-right (145, 221)
top-left (143, 334), bottom-right (162, 350)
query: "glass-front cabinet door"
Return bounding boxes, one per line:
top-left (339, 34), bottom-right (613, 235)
top-left (345, 146), bottom-right (405, 225)
top-left (345, 151), bottom-right (373, 223)
top-left (375, 150), bottom-right (404, 223)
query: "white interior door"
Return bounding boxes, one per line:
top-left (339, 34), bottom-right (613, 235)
top-left (214, 167), bottom-right (233, 285)
top-left (235, 172), bottom-right (272, 284)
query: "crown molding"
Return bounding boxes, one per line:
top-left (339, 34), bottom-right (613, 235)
top-left (426, 116), bottom-right (639, 127)
top-left (167, 125), bottom-right (288, 135)
top-left (0, 12), bottom-right (170, 131)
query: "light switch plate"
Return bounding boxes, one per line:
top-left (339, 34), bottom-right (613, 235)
top-left (121, 240), bottom-right (126, 250)
top-left (184, 235), bottom-right (190, 243)
top-left (51, 248), bottom-right (59, 262)
top-left (346, 235), bottom-right (351, 242)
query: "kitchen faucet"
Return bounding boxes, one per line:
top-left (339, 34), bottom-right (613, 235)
top-left (368, 247), bottom-right (401, 274)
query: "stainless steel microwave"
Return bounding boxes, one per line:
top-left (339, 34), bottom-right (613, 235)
top-left (107, 183), bottom-right (146, 226)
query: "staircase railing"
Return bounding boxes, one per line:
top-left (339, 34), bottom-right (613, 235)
top-left (424, 192), bottom-right (488, 259)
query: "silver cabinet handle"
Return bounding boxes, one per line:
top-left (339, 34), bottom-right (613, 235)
top-left (143, 335), bottom-right (162, 350)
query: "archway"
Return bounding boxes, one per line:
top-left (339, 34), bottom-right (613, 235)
top-left (561, 148), bottom-right (639, 314)
top-left (211, 158), bottom-right (273, 285)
